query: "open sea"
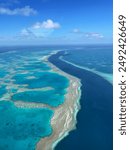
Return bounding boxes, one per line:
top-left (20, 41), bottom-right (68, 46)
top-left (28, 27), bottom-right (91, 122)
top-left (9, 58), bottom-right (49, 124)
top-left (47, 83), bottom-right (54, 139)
top-left (0, 45), bottom-right (113, 150)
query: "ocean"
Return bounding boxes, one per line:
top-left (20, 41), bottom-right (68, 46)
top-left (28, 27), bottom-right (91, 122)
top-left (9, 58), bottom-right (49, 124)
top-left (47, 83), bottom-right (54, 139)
top-left (0, 45), bottom-right (113, 150)
top-left (61, 45), bottom-right (113, 83)
top-left (49, 45), bottom-right (113, 150)
top-left (0, 47), bottom-right (69, 150)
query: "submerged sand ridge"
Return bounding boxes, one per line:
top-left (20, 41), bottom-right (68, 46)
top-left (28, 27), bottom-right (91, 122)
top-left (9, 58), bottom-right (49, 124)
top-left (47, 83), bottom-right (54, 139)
top-left (36, 53), bottom-right (81, 150)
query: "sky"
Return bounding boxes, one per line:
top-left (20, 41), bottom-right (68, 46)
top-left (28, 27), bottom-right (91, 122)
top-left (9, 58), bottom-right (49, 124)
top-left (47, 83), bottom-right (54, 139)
top-left (0, 0), bottom-right (113, 45)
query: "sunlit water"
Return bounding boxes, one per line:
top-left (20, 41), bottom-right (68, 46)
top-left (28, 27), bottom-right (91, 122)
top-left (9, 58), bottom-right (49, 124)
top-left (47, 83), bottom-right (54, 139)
top-left (0, 47), bottom-right (69, 150)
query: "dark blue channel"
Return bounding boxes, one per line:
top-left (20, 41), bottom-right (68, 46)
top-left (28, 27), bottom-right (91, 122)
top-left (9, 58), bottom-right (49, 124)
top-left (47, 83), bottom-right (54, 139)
top-left (49, 51), bottom-right (113, 150)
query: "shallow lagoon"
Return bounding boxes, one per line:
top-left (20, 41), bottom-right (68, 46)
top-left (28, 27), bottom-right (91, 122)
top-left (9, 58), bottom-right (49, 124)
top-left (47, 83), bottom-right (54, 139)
top-left (0, 48), bottom-right (69, 150)
top-left (0, 100), bottom-right (53, 150)
top-left (12, 90), bottom-right (66, 107)
top-left (0, 85), bottom-right (6, 98)
top-left (13, 72), bottom-right (69, 90)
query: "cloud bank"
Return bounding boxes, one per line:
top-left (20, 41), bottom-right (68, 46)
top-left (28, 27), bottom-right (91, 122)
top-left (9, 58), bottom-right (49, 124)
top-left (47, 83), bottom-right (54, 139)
top-left (0, 6), bottom-right (37, 16)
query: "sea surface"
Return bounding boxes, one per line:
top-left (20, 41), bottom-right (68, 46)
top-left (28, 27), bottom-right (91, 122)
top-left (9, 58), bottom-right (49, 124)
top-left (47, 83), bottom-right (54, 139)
top-left (49, 45), bottom-right (113, 150)
top-left (0, 46), bottom-right (69, 150)
top-left (61, 45), bottom-right (113, 83)
top-left (0, 45), bottom-right (113, 150)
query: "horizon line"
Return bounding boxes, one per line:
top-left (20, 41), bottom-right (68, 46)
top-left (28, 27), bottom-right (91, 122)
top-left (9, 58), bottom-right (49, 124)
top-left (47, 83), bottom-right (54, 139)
top-left (0, 43), bottom-right (113, 47)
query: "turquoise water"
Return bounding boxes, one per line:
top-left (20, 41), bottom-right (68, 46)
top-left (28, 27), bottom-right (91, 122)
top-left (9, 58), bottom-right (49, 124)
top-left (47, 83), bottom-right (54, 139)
top-left (11, 71), bottom-right (68, 107)
top-left (12, 90), bottom-right (66, 107)
top-left (0, 85), bottom-right (6, 98)
top-left (0, 47), bottom-right (69, 150)
top-left (0, 70), bottom-right (8, 78)
top-left (0, 100), bottom-right (53, 150)
top-left (13, 72), bottom-right (68, 90)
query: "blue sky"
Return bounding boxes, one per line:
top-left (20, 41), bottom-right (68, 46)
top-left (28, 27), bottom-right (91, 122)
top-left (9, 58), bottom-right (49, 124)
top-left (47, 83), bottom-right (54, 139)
top-left (0, 0), bottom-right (113, 45)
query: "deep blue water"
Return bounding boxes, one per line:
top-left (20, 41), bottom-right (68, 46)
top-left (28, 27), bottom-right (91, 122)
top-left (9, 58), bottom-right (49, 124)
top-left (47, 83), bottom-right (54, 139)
top-left (60, 45), bottom-right (113, 83)
top-left (49, 49), bottom-right (113, 150)
top-left (63, 45), bottom-right (113, 74)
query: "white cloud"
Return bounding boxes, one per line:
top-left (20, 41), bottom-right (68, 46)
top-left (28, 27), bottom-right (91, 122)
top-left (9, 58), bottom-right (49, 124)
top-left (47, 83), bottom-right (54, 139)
top-left (73, 28), bottom-right (80, 33)
top-left (17, 19), bottom-right (61, 39)
top-left (20, 29), bottom-right (35, 37)
top-left (72, 28), bottom-right (104, 39)
top-left (20, 28), bottom-right (52, 39)
top-left (32, 19), bottom-right (61, 29)
top-left (0, 6), bottom-right (37, 16)
top-left (85, 33), bottom-right (104, 38)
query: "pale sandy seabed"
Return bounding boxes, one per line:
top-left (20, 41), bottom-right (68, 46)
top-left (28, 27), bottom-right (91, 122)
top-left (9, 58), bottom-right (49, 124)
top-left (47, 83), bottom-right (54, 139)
top-left (36, 53), bottom-right (81, 150)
